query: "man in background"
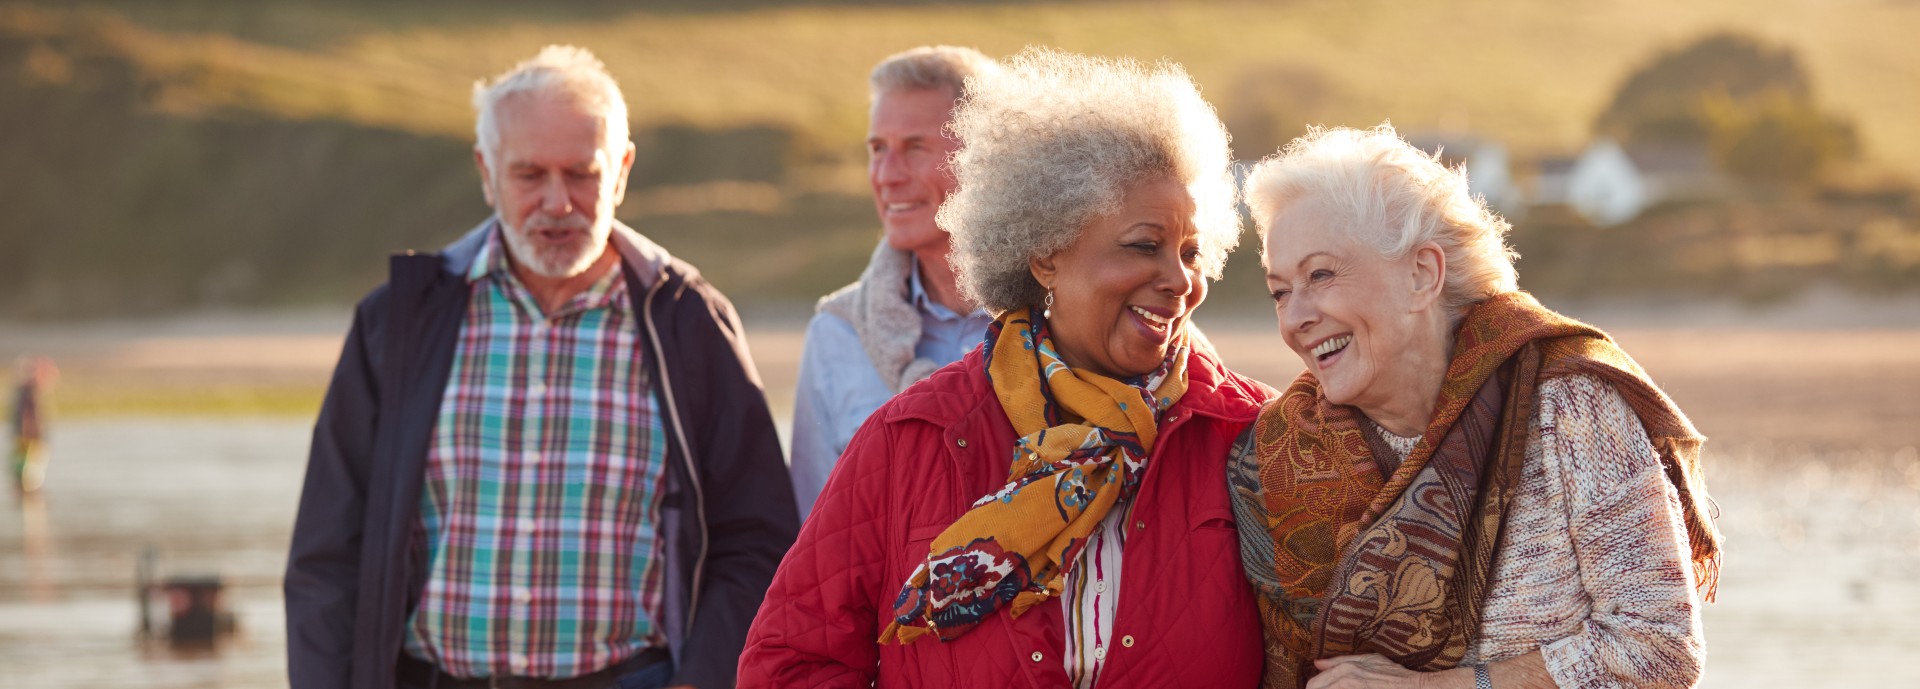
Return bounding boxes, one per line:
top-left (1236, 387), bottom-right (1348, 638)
top-left (788, 46), bottom-right (998, 518)
top-left (285, 45), bottom-right (796, 689)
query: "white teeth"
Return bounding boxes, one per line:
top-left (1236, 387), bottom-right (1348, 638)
top-left (886, 202), bottom-right (917, 212)
top-left (1130, 306), bottom-right (1171, 328)
top-left (1311, 335), bottom-right (1352, 358)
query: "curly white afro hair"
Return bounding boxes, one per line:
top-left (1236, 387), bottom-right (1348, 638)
top-left (940, 47), bottom-right (1241, 314)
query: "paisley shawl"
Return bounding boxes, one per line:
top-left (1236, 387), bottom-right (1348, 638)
top-left (880, 307), bottom-right (1188, 644)
top-left (1234, 291), bottom-right (1722, 687)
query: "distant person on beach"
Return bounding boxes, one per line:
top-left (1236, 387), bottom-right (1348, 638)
top-left (1230, 124), bottom-right (1721, 688)
top-left (9, 356), bottom-right (56, 494)
top-left (787, 46), bottom-right (998, 519)
top-left (284, 46), bottom-right (797, 689)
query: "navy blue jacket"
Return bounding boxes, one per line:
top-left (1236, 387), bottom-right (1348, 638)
top-left (284, 220), bottom-right (798, 689)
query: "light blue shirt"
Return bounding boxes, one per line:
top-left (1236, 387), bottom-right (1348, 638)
top-left (788, 262), bottom-right (993, 519)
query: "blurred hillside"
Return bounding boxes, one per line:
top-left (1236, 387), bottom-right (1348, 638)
top-left (2, 0), bottom-right (1919, 317)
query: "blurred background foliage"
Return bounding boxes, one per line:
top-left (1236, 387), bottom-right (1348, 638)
top-left (1594, 31), bottom-right (1860, 186)
top-left (1, 0), bottom-right (1917, 318)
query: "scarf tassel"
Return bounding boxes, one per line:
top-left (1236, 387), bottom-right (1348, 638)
top-left (1009, 576), bottom-right (1065, 618)
top-left (880, 621), bottom-right (932, 645)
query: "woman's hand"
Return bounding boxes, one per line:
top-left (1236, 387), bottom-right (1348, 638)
top-left (1305, 651), bottom-right (1554, 689)
top-left (1306, 654), bottom-right (1459, 689)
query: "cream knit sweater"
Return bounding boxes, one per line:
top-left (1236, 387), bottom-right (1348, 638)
top-left (1370, 374), bottom-right (1706, 688)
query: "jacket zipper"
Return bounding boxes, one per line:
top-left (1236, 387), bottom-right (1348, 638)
top-left (640, 273), bottom-right (709, 641)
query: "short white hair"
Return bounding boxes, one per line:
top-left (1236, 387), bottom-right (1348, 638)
top-left (1245, 123), bottom-right (1519, 313)
top-left (942, 47), bottom-right (1241, 314)
top-left (868, 45), bottom-right (998, 102)
top-left (472, 45), bottom-right (629, 167)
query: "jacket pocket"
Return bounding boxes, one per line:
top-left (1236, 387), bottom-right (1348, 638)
top-left (1191, 508), bottom-right (1238, 532)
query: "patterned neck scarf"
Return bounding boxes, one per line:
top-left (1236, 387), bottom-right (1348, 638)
top-left (880, 307), bottom-right (1188, 645)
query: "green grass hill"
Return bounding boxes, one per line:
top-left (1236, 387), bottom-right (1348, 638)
top-left (3, 0), bottom-right (1917, 316)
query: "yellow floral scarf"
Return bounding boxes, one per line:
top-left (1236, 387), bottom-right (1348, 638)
top-left (880, 307), bottom-right (1188, 644)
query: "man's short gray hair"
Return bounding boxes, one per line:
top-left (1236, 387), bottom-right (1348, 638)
top-left (941, 47), bottom-right (1241, 315)
top-left (1244, 123), bottom-right (1519, 314)
top-left (473, 45), bottom-right (629, 168)
top-left (868, 45), bottom-right (998, 101)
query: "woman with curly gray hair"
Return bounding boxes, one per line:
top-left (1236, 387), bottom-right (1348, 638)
top-left (1230, 124), bottom-right (1719, 689)
top-left (740, 47), bottom-right (1275, 687)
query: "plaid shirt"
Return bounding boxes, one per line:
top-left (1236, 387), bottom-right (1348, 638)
top-left (404, 229), bottom-right (668, 679)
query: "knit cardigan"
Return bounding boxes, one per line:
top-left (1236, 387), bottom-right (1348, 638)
top-left (1365, 374), bottom-right (1706, 688)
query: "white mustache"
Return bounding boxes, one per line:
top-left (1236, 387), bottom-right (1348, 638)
top-left (521, 213), bottom-right (590, 233)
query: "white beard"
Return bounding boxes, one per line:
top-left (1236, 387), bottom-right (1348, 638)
top-left (499, 213), bottom-right (609, 279)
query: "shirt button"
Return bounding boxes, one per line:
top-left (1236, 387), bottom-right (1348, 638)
top-left (510, 653), bottom-right (528, 671)
top-left (1094, 646), bottom-right (1106, 660)
top-left (513, 587), bottom-right (531, 604)
top-left (1122, 635), bottom-right (1135, 648)
top-left (517, 518), bottom-right (536, 533)
top-left (1094, 580), bottom-right (1107, 593)
top-left (1030, 651), bottom-right (1044, 662)
top-left (530, 380), bottom-right (546, 396)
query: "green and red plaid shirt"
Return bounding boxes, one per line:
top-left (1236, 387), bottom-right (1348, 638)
top-left (404, 228), bottom-right (668, 679)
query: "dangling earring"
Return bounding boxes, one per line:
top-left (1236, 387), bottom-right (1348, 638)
top-left (1042, 287), bottom-right (1055, 320)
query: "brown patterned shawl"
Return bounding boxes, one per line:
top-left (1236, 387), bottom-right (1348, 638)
top-left (1231, 291), bottom-right (1721, 687)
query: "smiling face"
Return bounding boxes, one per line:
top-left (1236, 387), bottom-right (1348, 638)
top-left (1031, 176), bottom-right (1206, 380)
top-left (1263, 203), bottom-right (1450, 417)
top-left (476, 92), bottom-right (634, 279)
top-left (868, 87), bottom-right (963, 256)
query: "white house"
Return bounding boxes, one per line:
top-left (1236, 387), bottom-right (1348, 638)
top-left (1535, 138), bottom-right (1731, 226)
top-left (1566, 139), bottom-right (1647, 226)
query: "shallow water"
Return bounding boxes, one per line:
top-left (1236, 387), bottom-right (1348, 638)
top-left (0, 418), bottom-right (304, 688)
top-left (2, 418), bottom-right (1917, 688)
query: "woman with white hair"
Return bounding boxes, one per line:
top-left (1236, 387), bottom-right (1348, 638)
top-left (739, 48), bottom-right (1273, 687)
top-left (1230, 124), bottom-right (1721, 689)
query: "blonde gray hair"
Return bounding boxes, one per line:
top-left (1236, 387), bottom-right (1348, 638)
top-left (1245, 123), bottom-right (1519, 313)
top-left (473, 45), bottom-right (630, 169)
top-left (942, 47), bottom-right (1241, 314)
top-left (869, 45), bottom-right (998, 101)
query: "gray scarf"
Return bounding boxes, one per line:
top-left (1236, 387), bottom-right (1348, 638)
top-left (817, 241), bottom-right (945, 393)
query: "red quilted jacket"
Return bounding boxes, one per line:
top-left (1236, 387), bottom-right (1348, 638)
top-left (739, 344), bottom-right (1277, 688)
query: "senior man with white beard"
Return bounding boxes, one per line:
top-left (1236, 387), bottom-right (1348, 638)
top-left (284, 45), bottom-right (797, 689)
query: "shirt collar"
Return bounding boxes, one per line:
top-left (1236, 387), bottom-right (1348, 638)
top-left (909, 257), bottom-right (987, 322)
top-left (469, 221), bottom-right (511, 282)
